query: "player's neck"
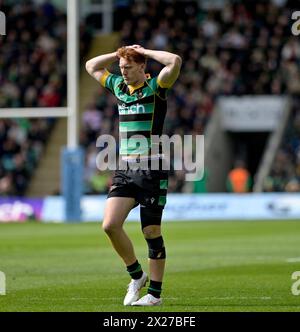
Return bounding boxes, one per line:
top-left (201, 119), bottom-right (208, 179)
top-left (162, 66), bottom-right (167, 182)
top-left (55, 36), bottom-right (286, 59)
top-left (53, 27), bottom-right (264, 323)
top-left (128, 81), bottom-right (144, 95)
top-left (129, 74), bottom-right (147, 87)
top-left (127, 74), bottom-right (147, 94)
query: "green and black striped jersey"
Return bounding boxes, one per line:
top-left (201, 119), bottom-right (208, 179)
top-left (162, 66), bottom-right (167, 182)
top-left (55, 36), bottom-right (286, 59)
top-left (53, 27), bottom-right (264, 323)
top-left (100, 71), bottom-right (168, 156)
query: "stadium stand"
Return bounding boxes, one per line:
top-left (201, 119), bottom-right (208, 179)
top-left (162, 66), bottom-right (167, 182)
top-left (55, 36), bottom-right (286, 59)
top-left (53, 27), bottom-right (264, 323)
top-left (2, 1), bottom-right (299, 196)
top-left (263, 97), bottom-right (300, 192)
top-left (0, 1), bottom-right (92, 196)
top-left (81, 0), bottom-right (300, 194)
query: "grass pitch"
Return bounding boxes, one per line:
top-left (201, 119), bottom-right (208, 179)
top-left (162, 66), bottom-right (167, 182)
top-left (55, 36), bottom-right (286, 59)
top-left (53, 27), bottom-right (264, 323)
top-left (0, 220), bottom-right (300, 312)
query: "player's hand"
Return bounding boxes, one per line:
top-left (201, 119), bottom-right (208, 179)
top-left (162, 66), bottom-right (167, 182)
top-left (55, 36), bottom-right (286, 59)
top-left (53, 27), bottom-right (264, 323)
top-left (127, 45), bottom-right (147, 56)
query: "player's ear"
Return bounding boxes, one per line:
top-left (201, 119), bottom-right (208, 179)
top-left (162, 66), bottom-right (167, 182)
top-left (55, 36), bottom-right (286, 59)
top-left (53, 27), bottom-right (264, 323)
top-left (140, 62), bottom-right (146, 72)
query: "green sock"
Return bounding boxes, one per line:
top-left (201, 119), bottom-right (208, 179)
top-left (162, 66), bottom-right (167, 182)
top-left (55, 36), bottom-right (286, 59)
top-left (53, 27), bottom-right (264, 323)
top-left (148, 280), bottom-right (162, 298)
top-left (126, 260), bottom-right (143, 279)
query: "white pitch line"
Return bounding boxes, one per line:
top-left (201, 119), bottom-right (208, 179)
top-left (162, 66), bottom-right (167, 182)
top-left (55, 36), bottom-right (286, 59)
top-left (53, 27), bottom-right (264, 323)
top-left (200, 296), bottom-right (272, 300)
top-left (69, 297), bottom-right (179, 300)
top-left (21, 297), bottom-right (180, 301)
top-left (286, 257), bottom-right (300, 263)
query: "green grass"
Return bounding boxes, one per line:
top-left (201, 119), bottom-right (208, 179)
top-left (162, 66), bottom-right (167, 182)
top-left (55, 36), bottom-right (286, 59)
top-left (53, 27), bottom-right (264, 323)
top-left (0, 220), bottom-right (300, 312)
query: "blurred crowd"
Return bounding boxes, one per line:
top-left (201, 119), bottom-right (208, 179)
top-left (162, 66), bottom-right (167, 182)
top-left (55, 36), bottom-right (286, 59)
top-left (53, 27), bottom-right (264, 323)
top-left (263, 98), bottom-right (300, 192)
top-left (81, 0), bottom-right (300, 194)
top-left (0, 1), bottom-right (91, 196)
top-left (1, 0), bottom-right (299, 196)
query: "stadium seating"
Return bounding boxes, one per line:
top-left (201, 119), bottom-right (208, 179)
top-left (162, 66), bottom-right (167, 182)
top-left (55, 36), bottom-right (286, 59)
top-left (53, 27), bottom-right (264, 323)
top-left (2, 1), bottom-right (299, 195)
top-left (0, 2), bottom-right (91, 196)
top-left (263, 97), bottom-right (300, 192)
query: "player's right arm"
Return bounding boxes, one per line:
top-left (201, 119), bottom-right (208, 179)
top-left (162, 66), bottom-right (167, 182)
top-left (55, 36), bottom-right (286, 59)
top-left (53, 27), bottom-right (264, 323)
top-left (85, 52), bottom-right (118, 86)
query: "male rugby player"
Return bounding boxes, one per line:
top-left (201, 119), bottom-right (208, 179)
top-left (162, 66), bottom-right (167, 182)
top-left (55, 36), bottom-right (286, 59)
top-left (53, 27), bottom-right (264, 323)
top-left (86, 45), bottom-right (181, 306)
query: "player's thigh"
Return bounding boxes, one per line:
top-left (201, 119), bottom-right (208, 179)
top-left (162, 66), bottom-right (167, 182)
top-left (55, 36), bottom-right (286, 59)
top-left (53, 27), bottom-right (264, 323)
top-left (140, 206), bottom-right (163, 238)
top-left (103, 196), bottom-right (136, 229)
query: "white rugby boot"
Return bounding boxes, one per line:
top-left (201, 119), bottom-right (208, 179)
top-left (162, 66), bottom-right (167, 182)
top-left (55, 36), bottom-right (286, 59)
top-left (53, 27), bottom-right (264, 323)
top-left (123, 272), bottom-right (148, 306)
top-left (131, 293), bottom-right (162, 306)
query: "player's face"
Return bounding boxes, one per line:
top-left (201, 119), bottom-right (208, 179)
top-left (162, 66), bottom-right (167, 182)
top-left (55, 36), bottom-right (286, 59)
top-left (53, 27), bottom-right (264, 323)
top-left (119, 58), bottom-right (144, 85)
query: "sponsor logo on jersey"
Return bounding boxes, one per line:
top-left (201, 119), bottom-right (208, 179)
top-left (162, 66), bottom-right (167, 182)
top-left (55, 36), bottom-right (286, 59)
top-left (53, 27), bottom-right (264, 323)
top-left (119, 103), bottom-right (146, 114)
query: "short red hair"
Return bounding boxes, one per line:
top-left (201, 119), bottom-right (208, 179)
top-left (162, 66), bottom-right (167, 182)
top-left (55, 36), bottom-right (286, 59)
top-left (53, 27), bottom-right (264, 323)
top-left (117, 47), bottom-right (146, 64)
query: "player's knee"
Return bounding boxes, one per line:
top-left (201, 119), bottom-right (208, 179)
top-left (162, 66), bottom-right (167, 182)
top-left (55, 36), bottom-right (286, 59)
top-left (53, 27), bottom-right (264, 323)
top-left (145, 235), bottom-right (166, 259)
top-left (142, 225), bottom-right (161, 239)
top-left (102, 220), bottom-right (121, 235)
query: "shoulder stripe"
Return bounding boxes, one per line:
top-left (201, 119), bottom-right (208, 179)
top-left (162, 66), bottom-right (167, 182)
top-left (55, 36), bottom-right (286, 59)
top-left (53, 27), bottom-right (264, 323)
top-left (157, 77), bottom-right (172, 88)
top-left (99, 69), bottom-right (110, 87)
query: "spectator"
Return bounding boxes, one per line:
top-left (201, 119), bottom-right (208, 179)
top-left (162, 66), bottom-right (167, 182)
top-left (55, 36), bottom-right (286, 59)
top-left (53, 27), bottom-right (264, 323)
top-left (264, 101), bottom-right (300, 192)
top-left (226, 160), bottom-right (252, 193)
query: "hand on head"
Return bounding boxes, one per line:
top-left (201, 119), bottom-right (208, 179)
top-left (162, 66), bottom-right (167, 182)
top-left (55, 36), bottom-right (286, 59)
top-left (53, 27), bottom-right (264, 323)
top-left (126, 45), bottom-right (146, 55)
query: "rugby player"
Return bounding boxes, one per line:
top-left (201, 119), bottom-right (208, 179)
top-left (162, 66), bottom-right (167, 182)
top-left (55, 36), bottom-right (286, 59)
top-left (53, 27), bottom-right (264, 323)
top-left (86, 45), bottom-right (181, 306)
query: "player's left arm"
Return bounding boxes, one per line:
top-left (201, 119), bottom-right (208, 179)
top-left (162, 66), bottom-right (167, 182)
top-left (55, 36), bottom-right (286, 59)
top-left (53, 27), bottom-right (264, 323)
top-left (127, 45), bottom-right (182, 88)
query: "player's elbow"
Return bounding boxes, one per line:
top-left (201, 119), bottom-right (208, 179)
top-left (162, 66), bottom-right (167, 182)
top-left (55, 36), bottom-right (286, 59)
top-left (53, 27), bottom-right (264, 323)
top-left (174, 55), bottom-right (182, 69)
top-left (85, 60), bottom-right (94, 75)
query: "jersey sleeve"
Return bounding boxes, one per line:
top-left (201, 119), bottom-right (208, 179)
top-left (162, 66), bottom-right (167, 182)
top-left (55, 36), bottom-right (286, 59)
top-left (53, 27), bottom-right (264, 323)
top-left (149, 77), bottom-right (169, 100)
top-left (99, 70), bottom-right (121, 94)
